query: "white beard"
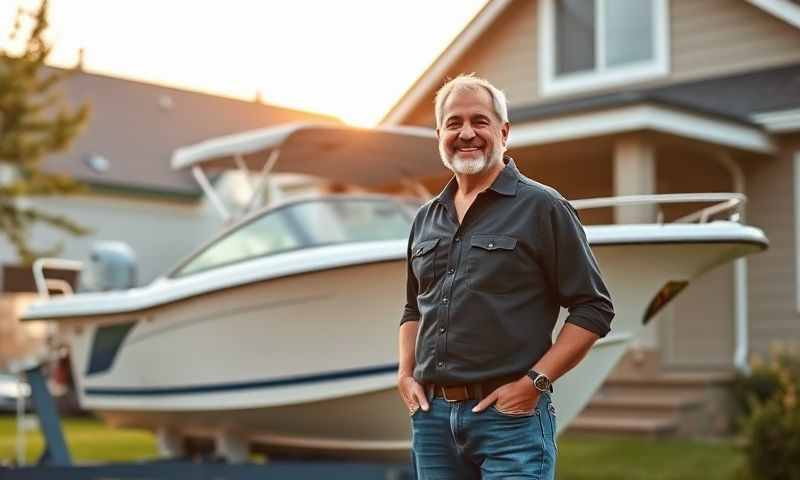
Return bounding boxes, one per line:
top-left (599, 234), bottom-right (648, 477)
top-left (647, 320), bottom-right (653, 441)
top-left (439, 143), bottom-right (502, 175)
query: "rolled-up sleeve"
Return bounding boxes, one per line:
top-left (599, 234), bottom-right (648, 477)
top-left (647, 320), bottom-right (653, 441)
top-left (400, 224), bottom-right (421, 325)
top-left (540, 198), bottom-right (615, 337)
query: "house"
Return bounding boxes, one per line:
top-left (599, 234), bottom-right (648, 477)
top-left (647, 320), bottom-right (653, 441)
top-left (0, 68), bottom-right (338, 369)
top-left (382, 0), bottom-right (800, 435)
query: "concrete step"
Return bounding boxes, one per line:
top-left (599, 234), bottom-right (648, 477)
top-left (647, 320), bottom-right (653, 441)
top-left (601, 372), bottom-right (734, 398)
top-left (581, 393), bottom-right (705, 419)
top-left (567, 415), bottom-right (678, 436)
top-left (607, 371), bottom-right (734, 385)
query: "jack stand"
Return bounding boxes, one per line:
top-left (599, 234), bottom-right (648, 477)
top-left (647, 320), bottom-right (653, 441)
top-left (23, 365), bottom-right (72, 466)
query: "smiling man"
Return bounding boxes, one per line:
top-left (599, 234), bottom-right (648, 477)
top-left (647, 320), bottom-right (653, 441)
top-left (397, 74), bottom-right (615, 479)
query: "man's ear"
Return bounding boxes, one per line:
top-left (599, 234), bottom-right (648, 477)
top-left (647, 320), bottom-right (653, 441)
top-left (435, 128), bottom-right (440, 140)
top-left (501, 122), bottom-right (510, 146)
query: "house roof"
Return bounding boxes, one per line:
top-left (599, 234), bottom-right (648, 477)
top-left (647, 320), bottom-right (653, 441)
top-left (381, 0), bottom-right (511, 126)
top-left (42, 68), bottom-right (340, 199)
top-left (746, 0), bottom-right (800, 29)
top-left (510, 62), bottom-right (800, 126)
top-left (383, 0), bottom-right (800, 127)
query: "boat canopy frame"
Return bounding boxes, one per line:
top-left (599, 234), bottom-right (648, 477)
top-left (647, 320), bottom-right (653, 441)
top-left (171, 123), bottom-right (442, 223)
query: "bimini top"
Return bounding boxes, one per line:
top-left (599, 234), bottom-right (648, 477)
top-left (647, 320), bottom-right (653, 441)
top-left (171, 123), bottom-right (444, 188)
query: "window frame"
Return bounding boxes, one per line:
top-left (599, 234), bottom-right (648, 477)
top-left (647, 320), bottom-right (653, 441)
top-left (538, 0), bottom-right (670, 97)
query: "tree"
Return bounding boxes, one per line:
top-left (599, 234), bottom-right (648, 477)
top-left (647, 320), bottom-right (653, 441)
top-left (0, 0), bottom-right (90, 265)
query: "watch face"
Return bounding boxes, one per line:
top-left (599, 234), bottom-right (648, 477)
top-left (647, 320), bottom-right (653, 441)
top-left (534, 375), bottom-right (550, 391)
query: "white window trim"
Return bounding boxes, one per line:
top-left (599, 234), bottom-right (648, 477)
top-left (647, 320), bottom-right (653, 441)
top-left (538, 0), bottom-right (671, 97)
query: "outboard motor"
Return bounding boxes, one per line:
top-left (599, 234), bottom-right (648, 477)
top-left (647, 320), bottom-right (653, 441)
top-left (87, 242), bottom-right (138, 291)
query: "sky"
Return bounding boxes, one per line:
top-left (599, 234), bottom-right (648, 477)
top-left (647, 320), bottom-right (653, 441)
top-left (0, 0), bottom-right (488, 126)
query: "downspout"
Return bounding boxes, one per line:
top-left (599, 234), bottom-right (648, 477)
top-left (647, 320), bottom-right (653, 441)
top-left (714, 152), bottom-right (750, 374)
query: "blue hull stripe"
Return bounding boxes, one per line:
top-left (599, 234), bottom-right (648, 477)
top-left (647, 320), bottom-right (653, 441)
top-left (84, 363), bottom-right (399, 396)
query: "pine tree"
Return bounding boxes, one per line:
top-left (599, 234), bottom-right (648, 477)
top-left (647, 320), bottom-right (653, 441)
top-left (0, 0), bottom-right (90, 265)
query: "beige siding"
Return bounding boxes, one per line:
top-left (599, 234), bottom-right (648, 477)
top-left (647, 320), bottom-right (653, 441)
top-left (403, 0), bottom-right (800, 127)
top-left (671, 0), bottom-right (800, 80)
top-left (662, 264), bottom-right (735, 368)
top-left (405, 0), bottom-right (539, 126)
top-left (0, 194), bottom-right (222, 285)
top-left (746, 137), bottom-right (800, 357)
top-left (656, 145), bottom-right (736, 367)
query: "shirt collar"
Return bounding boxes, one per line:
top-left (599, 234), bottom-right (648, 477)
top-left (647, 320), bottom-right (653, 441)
top-left (489, 156), bottom-right (520, 197)
top-left (435, 156), bottom-right (520, 208)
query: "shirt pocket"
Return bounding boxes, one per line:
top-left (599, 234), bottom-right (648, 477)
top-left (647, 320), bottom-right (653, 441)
top-left (466, 234), bottom-right (526, 294)
top-left (411, 238), bottom-right (440, 293)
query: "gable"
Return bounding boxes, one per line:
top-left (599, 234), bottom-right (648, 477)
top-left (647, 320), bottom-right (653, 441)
top-left (386, 0), bottom-right (800, 128)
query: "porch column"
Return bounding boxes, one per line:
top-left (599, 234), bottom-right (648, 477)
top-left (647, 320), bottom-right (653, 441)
top-left (613, 136), bottom-right (657, 224)
top-left (613, 136), bottom-right (660, 351)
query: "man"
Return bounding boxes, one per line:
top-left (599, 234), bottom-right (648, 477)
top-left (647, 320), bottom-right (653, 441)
top-left (397, 74), bottom-right (614, 479)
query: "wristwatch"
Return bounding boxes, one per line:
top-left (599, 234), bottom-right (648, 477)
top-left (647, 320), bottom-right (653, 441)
top-left (527, 370), bottom-right (553, 393)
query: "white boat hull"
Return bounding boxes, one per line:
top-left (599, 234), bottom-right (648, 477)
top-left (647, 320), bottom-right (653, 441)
top-left (29, 222), bottom-right (766, 459)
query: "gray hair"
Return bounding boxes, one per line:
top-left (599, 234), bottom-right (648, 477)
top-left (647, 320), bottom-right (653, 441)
top-left (434, 73), bottom-right (509, 128)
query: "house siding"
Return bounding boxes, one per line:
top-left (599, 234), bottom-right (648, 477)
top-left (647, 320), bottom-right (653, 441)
top-left (406, 0), bottom-right (539, 126)
top-left (0, 194), bottom-right (222, 285)
top-left (402, 0), bottom-right (800, 127)
top-left (746, 136), bottom-right (800, 356)
top-left (655, 147), bottom-right (736, 367)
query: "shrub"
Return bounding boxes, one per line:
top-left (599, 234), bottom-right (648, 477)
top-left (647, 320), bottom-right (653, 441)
top-left (738, 344), bottom-right (800, 480)
top-left (733, 345), bottom-right (800, 418)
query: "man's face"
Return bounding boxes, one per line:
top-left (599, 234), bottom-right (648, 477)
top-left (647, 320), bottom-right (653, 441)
top-left (437, 87), bottom-right (509, 176)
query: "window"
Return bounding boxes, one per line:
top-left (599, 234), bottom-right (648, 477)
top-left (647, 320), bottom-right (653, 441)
top-left (539, 0), bottom-right (669, 96)
top-left (171, 198), bottom-right (417, 277)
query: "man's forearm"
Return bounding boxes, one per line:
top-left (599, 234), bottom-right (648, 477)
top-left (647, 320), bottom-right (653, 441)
top-left (398, 320), bottom-right (419, 377)
top-left (532, 323), bottom-right (599, 382)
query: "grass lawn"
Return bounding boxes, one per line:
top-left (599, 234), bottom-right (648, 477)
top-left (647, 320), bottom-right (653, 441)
top-left (0, 415), bottom-right (746, 478)
top-left (556, 434), bottom-right (746, 480)
top-left (0, 414), bottom-right (156, 464)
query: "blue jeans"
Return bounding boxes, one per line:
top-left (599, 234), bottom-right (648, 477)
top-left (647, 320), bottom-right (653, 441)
top-left (411, 392), bottom-right (557, 479)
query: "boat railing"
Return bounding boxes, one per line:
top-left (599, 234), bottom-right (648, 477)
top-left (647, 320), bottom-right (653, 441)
top-left (570, 192), bottom-right (745, 224)
top-left (32, 258), bottom-right (82, 299)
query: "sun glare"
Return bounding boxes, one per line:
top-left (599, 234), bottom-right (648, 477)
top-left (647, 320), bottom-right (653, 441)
top-left (1, 0), bottom-right (487, 127)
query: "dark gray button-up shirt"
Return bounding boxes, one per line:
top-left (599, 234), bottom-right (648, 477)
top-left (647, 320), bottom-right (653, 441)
top-left (401, 158), bottom-right (614, 385)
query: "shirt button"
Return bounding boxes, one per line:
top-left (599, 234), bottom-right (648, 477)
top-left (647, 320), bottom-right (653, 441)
top-left (488, 241), bottom-right (495, 249)
top-left (437, 361), bottom-right (444, 368)
top-left (439, 327), bottom-right (446, 334)
top-left (442, 297), bottom-right (449, 304)
top-left (448, 268), bottom-right (455, 275)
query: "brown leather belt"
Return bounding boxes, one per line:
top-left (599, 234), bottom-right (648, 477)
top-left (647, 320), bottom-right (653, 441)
top-left (430, 376), bottom-right (518, 402)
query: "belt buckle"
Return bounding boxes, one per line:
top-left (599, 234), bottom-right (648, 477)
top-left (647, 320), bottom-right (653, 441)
top-left (442, 385), bottom-right (469, 402)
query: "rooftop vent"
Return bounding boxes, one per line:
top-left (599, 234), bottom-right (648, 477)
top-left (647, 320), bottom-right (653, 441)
top-left (83, 154), bottom-right (110, 173)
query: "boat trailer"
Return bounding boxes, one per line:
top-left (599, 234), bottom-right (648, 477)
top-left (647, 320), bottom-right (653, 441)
top-left (1, 365), bottom-right (414, 480)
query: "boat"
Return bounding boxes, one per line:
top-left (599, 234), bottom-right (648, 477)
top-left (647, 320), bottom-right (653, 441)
top-left (21, 123), bottom-right (768, 461)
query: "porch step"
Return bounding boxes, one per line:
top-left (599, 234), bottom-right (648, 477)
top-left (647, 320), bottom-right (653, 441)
top-left (566, 354), bottom-right (736, 437)
top-left (582, 393), bottom-right (704, 419)
top-left (568, 415), bottom-right (677, 436)
top-left (600, 372), bottom-right (734, 398)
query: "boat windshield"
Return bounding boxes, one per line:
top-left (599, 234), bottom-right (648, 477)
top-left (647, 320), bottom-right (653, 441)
top-left (172, 197), bottom-right (419, 278)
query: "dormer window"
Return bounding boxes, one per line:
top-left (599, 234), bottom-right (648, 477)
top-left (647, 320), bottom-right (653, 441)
top-left (539, 0), bottom-right (670, 97)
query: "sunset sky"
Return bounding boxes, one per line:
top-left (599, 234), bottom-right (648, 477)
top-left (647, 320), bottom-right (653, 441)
top-left (1, 0), bottom-right (488, 126)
